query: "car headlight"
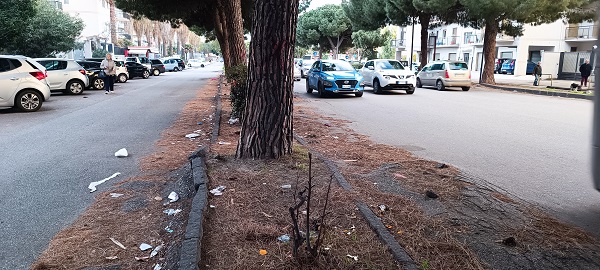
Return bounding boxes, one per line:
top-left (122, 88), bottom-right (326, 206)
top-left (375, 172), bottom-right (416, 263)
top-left (383, 76), bottom-right (391, 80)
top-left (325, 76), bottom-right (335, 81)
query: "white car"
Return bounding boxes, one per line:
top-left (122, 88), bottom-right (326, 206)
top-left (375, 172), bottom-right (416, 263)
top-left (293, 65), bottom-right (301, 81)
top-left (360, 59), bottom-right (416, 94)
top-left (300, 58), bottom-right (315, 78)
top-left (34, 58), bottom-right (89, 95)
top-left (161, 58), bottom-right (181, 71)
top-left (187, 59), bottom-right (206, 68)
top-left (0, 55), bottom-right (51, 112)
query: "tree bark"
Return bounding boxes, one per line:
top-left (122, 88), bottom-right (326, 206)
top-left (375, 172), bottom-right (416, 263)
top-left (236, 0), bottom-right (300, 159)
top-left (481, 19), bottom-right (498, 84)
top-left (419, 14), bottom-right (430, 69)
top-left (214, 7), bottom-right (231, 67)
top-left (219, 0), bottom-right (246, 67)
top-left (109, 0), bottom-right (117, 44)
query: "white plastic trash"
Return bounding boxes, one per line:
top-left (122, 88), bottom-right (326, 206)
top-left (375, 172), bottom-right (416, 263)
top-left (114, 148), bottom-right (128, 157)
top-left (185, 133), bottom-right (200, 139)
top-left (163, 209), bottom-right (182, 216)
top-left (139, 243), bottom-right (153, 251)
top-left (168, 191), bottom-right (179, 203)
top-left (209, 185), bottom-right (226, 196)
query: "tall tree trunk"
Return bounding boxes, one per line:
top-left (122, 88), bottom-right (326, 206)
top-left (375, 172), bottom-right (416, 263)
top-left (214, 8), bottom-right (231, 67)
top-left (109, 0), bottom-right (117, 44)
top-left (220, 0), bottom-right (246, 67)
top-left (419, 14), bottom-right (430, 69)
top-left (481, 19), bottom-right (498, 84)
top-left (236, 0), bottom-right (300, 159)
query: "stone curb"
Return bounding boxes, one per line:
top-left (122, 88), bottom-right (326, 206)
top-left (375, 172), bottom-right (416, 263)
top-left (293, 134), bottom-right (418, 269)
top-left (179, 73), bottom-right (224, 269)
top-left (481, 83), bottom-right (594, 100)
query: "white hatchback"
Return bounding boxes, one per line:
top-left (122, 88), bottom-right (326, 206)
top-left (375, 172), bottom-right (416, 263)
top-left (0, 55), bottom-right (51, 112)
top-left (34, 58), bottom-right (89, 95)
top-left (360, 59), bottom-right (416, 94)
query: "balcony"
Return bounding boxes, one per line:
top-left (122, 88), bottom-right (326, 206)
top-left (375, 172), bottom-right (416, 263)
top-left (436, 36), bottom-right (460, 47)
top-left (496, 33), bottom-right (515, 42)
top-left (390, 39), bottom-right (406, 49)
top-left (565, 24), bottom-right (598, 41)
top-left (464, 34), bottom-right (482, 45)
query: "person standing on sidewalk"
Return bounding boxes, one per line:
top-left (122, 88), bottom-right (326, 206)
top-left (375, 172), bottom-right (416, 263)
top-left (100, 53), bottom-right (117, 94)
top-left (533, 62), bottom-right (542, 86)
top-left (579, 59), bottom-right (592, 89)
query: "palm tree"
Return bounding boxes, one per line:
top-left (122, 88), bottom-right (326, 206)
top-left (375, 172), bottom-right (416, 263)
top-left (105, 0), bottom-right (117, 44)
top-left (132, 17), bottom-right (147, 46)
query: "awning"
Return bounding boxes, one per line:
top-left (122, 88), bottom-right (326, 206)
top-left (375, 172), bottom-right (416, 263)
top-left (127, 49), bottom-right (151, 55)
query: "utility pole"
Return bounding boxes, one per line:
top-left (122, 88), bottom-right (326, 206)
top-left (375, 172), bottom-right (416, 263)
top-left (593, 12), bottom-right (600, 190)
top-left (409, 19), bottom-right (415, 70)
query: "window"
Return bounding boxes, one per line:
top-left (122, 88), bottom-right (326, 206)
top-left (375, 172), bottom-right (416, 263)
top-left (377, 60), bottom-right (405, 70)
top-left (364, 61), bottom-right (373, 69)
top-left (321, 61), bottom-right (354, 71)
top-left (449, 62), bottom-right (468, 70)
top-left (431, 63), bottom-right (444, 70)
top-left (9, 59), bottom-right (22, 69)
top-left (500, 52), bottom-right (513, 59)
top-left (311, 61), bottom-right (320, 70)
top-left (448, 53), bottom-right (457, 60)
top-left (0, 58), bottom-right (12, 72)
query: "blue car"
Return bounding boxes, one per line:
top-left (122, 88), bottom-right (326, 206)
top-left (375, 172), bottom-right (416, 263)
top-left (500, 59), bottom-right (536, 75)
top-left (306, 60), bottom-right (364, 97)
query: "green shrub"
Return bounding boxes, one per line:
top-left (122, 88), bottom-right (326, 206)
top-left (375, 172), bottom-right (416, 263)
top-left (225, 64), bottom-right (248, 119)
top-left (92, 49), bottom-right (109, 58)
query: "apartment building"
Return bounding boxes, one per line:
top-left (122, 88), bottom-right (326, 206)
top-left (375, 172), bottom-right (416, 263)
top-left (393, 20), bottom-right (598, 78)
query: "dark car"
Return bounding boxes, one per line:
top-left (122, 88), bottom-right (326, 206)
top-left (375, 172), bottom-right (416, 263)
top-left (125, 61), bottom-right (150, 79)
top-left (500, 59), bottom-right (536, 75)
top-left (150, 59), bottom-right (166, 76)
top-left (84, 58), bottom-right (129, 83)
top-left (76, 60), bottom-right (104, 90)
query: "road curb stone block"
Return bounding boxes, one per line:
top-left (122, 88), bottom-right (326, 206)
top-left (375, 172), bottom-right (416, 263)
top-left (481, 83), bottom-right (594, 100)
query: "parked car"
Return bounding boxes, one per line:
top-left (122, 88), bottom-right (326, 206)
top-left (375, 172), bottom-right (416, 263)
top-left (126, 56), bottom-right (152, 70)
top-left (83, 58), bottom-right (128, 83)
top-left (187, 59), bottom-right (206, 68)
top-left (306, 59), bottom-right (364, 97)
top-left (360, 59), bottom-right (416, 94)
top-left (34, 58), bottom-right (89, 95)
top-left (494, 58), bottom-right (511, 74)
top-left (300, 56), bottom-right (315, 78)
top-left (124, 62), bottom-right (150, 79)
top-left (150, 59), bottom-right (166, 76)
top-left (500, 59), bottom-right (536, 75)
top-left (416, 60), bottom-right (471, 91)
top-left (0, 55), bottom-right (51, 112)
top-left (293, 65), bottom-right (301, 81)
top-left (161, 58), bottom-right (181, 72)
top-left (76, 60), bottom-right (104, 90)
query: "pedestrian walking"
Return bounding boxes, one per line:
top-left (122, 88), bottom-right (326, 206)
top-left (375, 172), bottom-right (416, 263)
top-left (533, 61), bottom-right (542, 86)
top-left (579, 59), bottom-right (592, 89)
top-left (100, 53), bottom-right (117, 94)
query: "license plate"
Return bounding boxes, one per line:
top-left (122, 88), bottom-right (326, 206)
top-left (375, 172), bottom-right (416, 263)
top-left (342, 85), bottom-right (351, 89)
top-left (397, 81), bottom-right (405, 84)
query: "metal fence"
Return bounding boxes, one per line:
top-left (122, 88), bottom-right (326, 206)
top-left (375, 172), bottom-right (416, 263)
top-left (558, 51), bottom-right (595, 80)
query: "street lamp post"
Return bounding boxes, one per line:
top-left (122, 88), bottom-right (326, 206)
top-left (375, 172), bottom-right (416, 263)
top-left (410, 19), bottom-right (415, 69)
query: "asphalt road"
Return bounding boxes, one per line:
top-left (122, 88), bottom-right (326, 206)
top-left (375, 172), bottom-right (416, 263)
top-left (293, 80), bottom-right (600, 235)
top-left (0, 63), bottom-right (223, 270)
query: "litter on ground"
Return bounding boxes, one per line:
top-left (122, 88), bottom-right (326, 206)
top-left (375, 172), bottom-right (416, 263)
top-left (89, 173), bottom-right (121, 193)
top-left (185, 133), bottom-right (200, 139)
top-left (139, 243), bottom-right (153, 251)
top-left (210, 185), bottom-right (226, 196)
top-left (153, 264), bottom-right (162, 270)
top-left (114, 148), bottom-right (128, 157)
top-left (218, 141), bottom-right (231, 145)
top-left (281, 184), bottom-right (292, 189)
top-left (109, 193), bottom-right (124, 198)
top-left (346, 254), bottom-right (359, 261)
top-left (259, 249), bottom-right (268, 255)
top-left (277, 234), bottom-right (290, 242)
top-left (163, 209), bottom-right (182, 216)
top-left (105, 256), bottom-right (118, 260)
top-left (168, 191), bottom-right (179, 203)
top-left (109, 237), bottom-right (126, 250)
top-left (150, 244), bottom-right (163, 257)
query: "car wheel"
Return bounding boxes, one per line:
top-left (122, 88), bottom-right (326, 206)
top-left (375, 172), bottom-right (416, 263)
top-left (436, 80), bottom-right (445, 91)
top-left (416, 78), bottom-right (422, 88)
top-left (462, 86), bottom-right (470, 91)
top-left (318, 81), bottom-right (327, 98)
top-left (142, 70), bottom-right (150, 79)
top-left (306, 79), bottom-right (313, 94)
top-left (118, 74), bottom-right (128, 83)
top-left (406, 85), bottom-right (415, 94)
top-left (201, 64), bottom-right (205, 68)
top-left (153, 69), bottom-right (160, 76)
top-left (15, 90), bottom-right (42, 112)
top-left (93, 78), bottom-right (104, 90)
top-left (373, 79), bottom-right (382, 94)
top-left (301, 70), bottom-right (304, 78)
top-left (174, 67), bottom-right (179, 72)
top-left (355, 91), bottom-right (363, 97)
top-left (66, 80), bottom-right (84, 95)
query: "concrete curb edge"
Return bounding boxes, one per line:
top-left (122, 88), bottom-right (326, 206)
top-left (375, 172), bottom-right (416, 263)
top-left (481, 83), bottom-right (594, 100)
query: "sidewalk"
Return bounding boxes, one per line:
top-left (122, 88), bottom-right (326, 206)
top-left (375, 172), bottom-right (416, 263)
top-left (471, 73), bottom-right (595, 100)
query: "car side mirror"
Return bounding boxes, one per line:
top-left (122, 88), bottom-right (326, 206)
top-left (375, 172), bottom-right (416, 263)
top-left (368, 66), bottom-right (375, 70)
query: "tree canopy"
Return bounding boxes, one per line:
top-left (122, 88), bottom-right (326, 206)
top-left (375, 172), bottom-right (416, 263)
top-left (352, 30), bottom-right (391, 60)
top-left (0, 0), bottom-right (34, 53)
top-left (297, 4), bottom-right (353, 58)
top-left (0, 0), bottom-right (83, 57)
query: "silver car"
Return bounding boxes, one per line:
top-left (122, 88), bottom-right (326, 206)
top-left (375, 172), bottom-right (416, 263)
top-left (0, 55), bottom-right (51, 112)
top-left (416, 60), bottom-right (472, 91)
top-left (34, 58), bottom-right (89, 95)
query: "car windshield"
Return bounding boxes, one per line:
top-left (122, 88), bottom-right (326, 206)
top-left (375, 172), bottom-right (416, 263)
top-left (377, 60), bottom-right (405, 70)
top-left (448, 62), bottom-right (468, 70)
top-left (321, 61), bottom-right (354, 71)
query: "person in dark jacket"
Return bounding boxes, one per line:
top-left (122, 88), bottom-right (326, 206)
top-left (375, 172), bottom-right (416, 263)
top-left (579, 59), bottom-right (592, 88)
top-left (533, 62), bottom-right (542, 86)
